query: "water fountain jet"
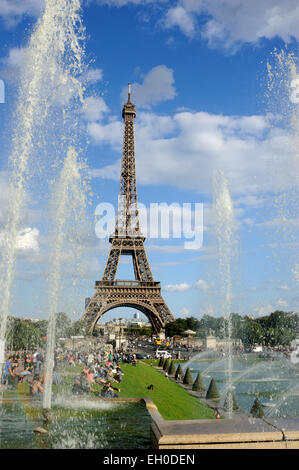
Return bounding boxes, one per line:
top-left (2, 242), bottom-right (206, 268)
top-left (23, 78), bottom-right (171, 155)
top-left (212, 170), bottom-right (238, 418)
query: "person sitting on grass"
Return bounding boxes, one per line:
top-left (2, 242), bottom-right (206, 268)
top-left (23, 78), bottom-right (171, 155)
top-left (14, 362), bottom-right (31, 384)
top-left (80, 371), bottom-right (92, 393)
top-left (86, 368), bottom-right (95, 383)
top-left (106, 367), bottom-right (117, 382)
top-left (97, 365), bottom-right (106, 379)
top-left (72, 376), bottom-right (88, 395)
top-left (114, 370), bottom-right (122, 384)
top-left (100, 381), bottom-right (120, 399)
top-left (30, 375), bottom-right (44, 398)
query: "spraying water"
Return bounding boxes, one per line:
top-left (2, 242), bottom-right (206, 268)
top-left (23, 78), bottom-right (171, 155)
top-left (212, 170), bottom-right (238, 418)
top-left (266, 49), bottom-right (299, 290)
top-left (0, 0), bottom-right (86, 372)
top-left (43, 147), bottom-right (88, 411)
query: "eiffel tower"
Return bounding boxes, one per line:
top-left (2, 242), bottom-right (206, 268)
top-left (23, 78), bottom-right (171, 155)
top-left (84, 84), bottom-right (175, 334)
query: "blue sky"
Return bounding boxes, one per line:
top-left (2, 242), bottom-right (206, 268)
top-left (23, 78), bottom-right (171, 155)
top-left (0, 0), bottom-right (298, 322)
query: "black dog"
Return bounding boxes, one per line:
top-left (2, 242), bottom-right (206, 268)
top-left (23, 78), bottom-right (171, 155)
top-left (147, 384), bottom-right (154, 391)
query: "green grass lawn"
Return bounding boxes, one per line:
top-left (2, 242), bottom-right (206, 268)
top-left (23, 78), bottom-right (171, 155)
top-left (118, 362), bottom-right (215, 420)
top-left (2, 362), bottom-right (215, 421)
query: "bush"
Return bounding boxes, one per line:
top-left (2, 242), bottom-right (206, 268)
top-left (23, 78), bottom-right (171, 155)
top-left (223, 390), bottom-right (239, 411)
top-left (250, 398), bottom-right (264, 418)
top-left (158, 357), bottom-right (164, 367)
top-left (205, 378), bottom-right (220, 399)
top-left (163, 359), bottom-right (170, 371)
top-left (168, 361), bottom-right (176, 376)
top-left (192, 372), bottom-right (205, 393)
top-left (160, 358), bottom-right (166, 369)
top-left (175, 364), bottom-right (184, 381)
top-left (183, 368), bottom-right (194, 385)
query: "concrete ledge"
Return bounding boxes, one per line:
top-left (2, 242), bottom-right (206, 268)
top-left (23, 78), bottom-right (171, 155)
top-left (150, 415), bottom-right (299, 449)
top-left (264, 418), bottom-right (299, 441)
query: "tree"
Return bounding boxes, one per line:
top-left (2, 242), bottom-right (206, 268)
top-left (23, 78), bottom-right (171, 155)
top-left (250, 398), bottom-right (264, 418)
top-left (185, 317), bottom-right (200, 331)
top-left (165, 318), bottom-right (188, 337)
top-left (34, 320), bottom-right (48, 338)
top-left (206, 378), bottom-right (220, 399)
top-left (69, 319), bottom-right (86, 336)
top-left (55, 312), bottom-right (73, 339)
top-left (198, 315), bottom-right (225, 338)
top-left (183, 368), bottom-right (194, 385)
top-left (175, 364), bottom-right (184, 381)
top-left (262, 311), bottom-right (297, 347)
top-left (168, 360), bottom-right (176, 376)
top-left (192, 372), bottom-right (205, 393)
top-left (242, 317), bottom-right (264, 347)
top-left (224, 390), bottom-right (239, 411)
top-left (7, 319), bottom-right (42, 350)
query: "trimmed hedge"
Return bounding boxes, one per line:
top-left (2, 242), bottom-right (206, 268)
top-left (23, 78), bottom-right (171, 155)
top-left (158, 357), bottom-right (164, 367)
top-left (192, 372), bottom-right (206, 393)
top-left (183, 368), bottom-right (194, 385)
top-left (250, 398), bottom-right (264, 418)
top-left (205, 378), bottom-right (220, 399)
top-left (168, 360), bottom-right (176, 376)
top-left (223, 390), bottom-right (239, 411)
top-left (175, 364), bottom-right (184, 381)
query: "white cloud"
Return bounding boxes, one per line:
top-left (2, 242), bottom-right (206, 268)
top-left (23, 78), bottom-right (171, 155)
top-left (254, 304), bottom-right (275, 316)
top-left (1, 47), bottom-right (28, 69)
top-left (0, 227), bottom-right (40, 254)
top-left (87, 119), bottom-right (123, 149)
top-left (164, 5), bottom-right (195, 37)
top-left (162, 0), bottom-right (299, 49)
top-left (93, 0), bottom-right (165, 6)
top-left (163, 279), bottom-right (209, 292)
top-left (0, 0), bottom-right (44, 27)
top-left (277, 298), bottom-right (289, 308)
top-left (180, 307), bottom-right (190, 316)
top-left (92, 0), bottom-right (299, 50)
top-left (121, 65), bottom-right (176, 109)
top-left (89, 109), bottom-right (298, 197)
top-left (279, 285), bottom-right (290, 291)
top-left (195, 279), bottom-right (209, 289)
top-left (83, 96), bottom-right (109, 122)
top-left (163, 282), bottom-right (191, 292)
top-left (16, 227), bottom-right (39, 253)
top-left (84, 68), bottom-right (103, 84)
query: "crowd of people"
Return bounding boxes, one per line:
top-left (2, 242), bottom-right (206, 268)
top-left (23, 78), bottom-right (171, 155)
top-left (70, 350), bottom-right (142, 398)
top-left (2, 351), bottom-right (44, 395)
top-left (1, 348), bottom-right (140, 400)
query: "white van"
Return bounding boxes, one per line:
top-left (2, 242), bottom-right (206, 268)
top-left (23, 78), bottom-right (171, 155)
top-left (155, 350), bottom-right (171, 359)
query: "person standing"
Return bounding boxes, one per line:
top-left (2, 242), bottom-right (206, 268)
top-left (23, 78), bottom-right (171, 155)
top-left (32, 351), bottom-right (39, 376)
top-left (4, 356), bottom-right (17, 388)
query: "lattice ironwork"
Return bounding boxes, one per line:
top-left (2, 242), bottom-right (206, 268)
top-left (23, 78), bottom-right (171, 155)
top-left (84, 86), bottom-right (175, 334)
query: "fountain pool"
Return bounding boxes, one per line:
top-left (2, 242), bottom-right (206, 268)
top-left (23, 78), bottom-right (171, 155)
top-left (0, 400), bottom-right (151, 449)
top-left (186, 353), bottom-right (299, 418)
